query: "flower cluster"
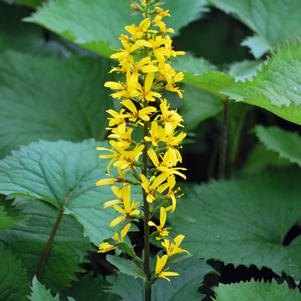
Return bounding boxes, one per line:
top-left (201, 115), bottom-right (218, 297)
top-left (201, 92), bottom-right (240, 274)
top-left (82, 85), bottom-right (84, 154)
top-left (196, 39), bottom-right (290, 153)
top-left (97, 0), bottom-right (188, 283)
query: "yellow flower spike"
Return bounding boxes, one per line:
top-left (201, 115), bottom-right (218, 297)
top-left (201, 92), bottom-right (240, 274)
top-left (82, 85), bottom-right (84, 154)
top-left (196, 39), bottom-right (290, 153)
top-left (155, 255), bottom-right (179, 281)
top-left (148, 207), bottom-right (169, 239)
top-left (162, 234), bottom-right (190, 257)
top-left (98, 1), bottom-right (188, 288)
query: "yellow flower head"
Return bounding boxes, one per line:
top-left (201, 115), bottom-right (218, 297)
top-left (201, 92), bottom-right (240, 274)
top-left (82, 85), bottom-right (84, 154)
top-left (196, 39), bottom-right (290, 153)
top-left (162, 234), bottom-right (189, 257)
top-left (148, 207), bottom-right (169, 239)
top-left (155, 255), bottom-right (179, 282)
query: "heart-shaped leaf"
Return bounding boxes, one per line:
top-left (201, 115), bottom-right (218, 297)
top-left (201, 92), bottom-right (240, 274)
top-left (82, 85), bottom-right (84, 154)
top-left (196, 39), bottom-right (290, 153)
top-left (0, 200), bottom-right (91, 291)
top-left (171, 169), bottom-right (301, 279)
top-left (0, 51), bottom-right (111, 158)
top-left (213, 280), bottom-right (301, 301)
top-left (211, 0), bottom-right (301, 58)
top-left (0, 139), bottom-right (114, 245)
top-left (26, 0), bottom-right (207, 57)
top-left (107, 256), bottom-right (214, 301)
top-left (255, 126), bottom-right (301, 168)
top-left (0, 246), bottom-right (30, 301)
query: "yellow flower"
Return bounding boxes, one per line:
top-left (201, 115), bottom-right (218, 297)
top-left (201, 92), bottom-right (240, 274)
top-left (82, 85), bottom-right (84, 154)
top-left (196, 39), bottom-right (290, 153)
top-left (113, 144), bottom-right (144, 173)
top-left (104, 71), bottom-right (139, 99)
top-left (162, 234), bottom-right (189, 257)
top-left (125, 18), bottom-right (151, 40)
top-left (98, 223), bottom-right (132, 253)
top-left (144, 121), bottom-right (167, 147)
top-left (103, 185), bottom-right (126, 208)
top-left (148, 207), bottom-right (169, 239)
top-left (136, 72), bottom-right (161, 102)
top-left (106, 109), bottom-right (128, 128)
top-left (158, 99), bottom-right (184, 133)
top-left (165, 72), bottom-right (184, 98)
top-left (157, 176), bottom-right (179, 212)
top-left (140, 173), bottom-right (169, 203)
top-left (155, 7), bottom-right (171, 18)
top-left (121, 99), bottom-right (156, 123)
top-left (147, 148), bottom-right (186, 179)
top-left (112, 223), bottom-right (132, 243)
top-left (98, 242), bottom-right (116, 253)
top-left (153, 15), bottom-right (174, 34)
top-left (155, 255), bottom-right (179, 281)
top-left (110, 35), bottom-right (150, 61)
top-left (108, 123), bottom-right (134, 149)
top-left (110, 185), bottom-right (140, 227)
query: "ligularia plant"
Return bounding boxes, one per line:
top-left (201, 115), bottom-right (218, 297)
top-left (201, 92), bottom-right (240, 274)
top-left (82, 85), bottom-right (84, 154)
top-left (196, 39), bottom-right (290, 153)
top-left (96, 0), bottom-right (188, 300)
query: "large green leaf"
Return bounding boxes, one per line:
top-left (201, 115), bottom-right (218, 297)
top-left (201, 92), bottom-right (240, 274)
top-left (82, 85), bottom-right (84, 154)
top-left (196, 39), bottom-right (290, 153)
top-left (0, 200), bottom-right (91, 291)
top-left (171, 170), bottom-right (301, 279)
top-left (0, 204), bottom-right (17, 230)
top-left (173, 55), bottom-right (234, 98)
top-left (107, 256), bottom-right (213, 301)
top-left (242, 144), bottom-right (290, 175)
top-left (255, 126), bottom-right (301, 168)
top-left (0, 140), bottom-right (114, 245)
top-left (26, 0), bottom-right (207, 57)
top-left (0, 51), bottom-right (111, 158)
top-left (223, 41), bottom-right (301, 125)
top-left (0, 2), bottom-right (43, 53)
top-left (213, 281), bottom-right (301, 301)
top-left (180, 85), bottom-right (223, 130)
top-left (3, 0), bottom-right (44, 8)
top-left (67, 273), bottom-right (119, 301)
top-left (0, 246), bottom-right (30, 301)
top-left (29, 276), bottom-right (76, 301)
top-left (210, 0), bottom-right (301, 58)
top-left (29, 277), bottom-right (60, 301)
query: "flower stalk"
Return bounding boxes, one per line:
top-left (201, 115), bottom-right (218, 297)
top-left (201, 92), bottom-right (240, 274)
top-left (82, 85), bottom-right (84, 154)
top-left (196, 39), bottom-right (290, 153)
top-left (97, 1), bottom-right (189, 300)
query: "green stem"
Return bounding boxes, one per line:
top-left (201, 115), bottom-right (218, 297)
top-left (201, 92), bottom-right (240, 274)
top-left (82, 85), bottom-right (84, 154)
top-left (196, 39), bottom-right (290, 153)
top-left (229, 106), bottom-right (249, 167)
top-left (143, 120), bottom-right (152, 301)
top-left (218, 98), bottom-right (229, 179)
top-left (36, 206), bottom-right (64, 279)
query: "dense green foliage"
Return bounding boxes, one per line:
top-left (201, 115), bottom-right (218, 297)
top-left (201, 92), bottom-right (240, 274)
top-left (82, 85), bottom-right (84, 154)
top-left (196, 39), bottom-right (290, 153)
top-left (0, 0), bottom-right (301, 300)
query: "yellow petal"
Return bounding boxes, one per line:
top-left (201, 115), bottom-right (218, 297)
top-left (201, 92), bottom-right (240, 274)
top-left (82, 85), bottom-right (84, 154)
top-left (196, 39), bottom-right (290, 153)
top-left (147, 148), bottom-right (160, 167)
top-left (160, 207), bottom-right (167, 228)
top-left (121, 99), bottom-right (137, 114)
top-left (121, 223), bottom-right (131, 239)
top-left (103, 200), bottom-right (120, 208)
top-left (110, 215), bottom-right (126, 227)
top-left (155, 255), bottom-right (168, 275)
top-left (144, 72), bottom-right (154, 93)
top-left (104, 81), bottom-right (123, 90)
top-left (96, 178), bottom-right (118, 186)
